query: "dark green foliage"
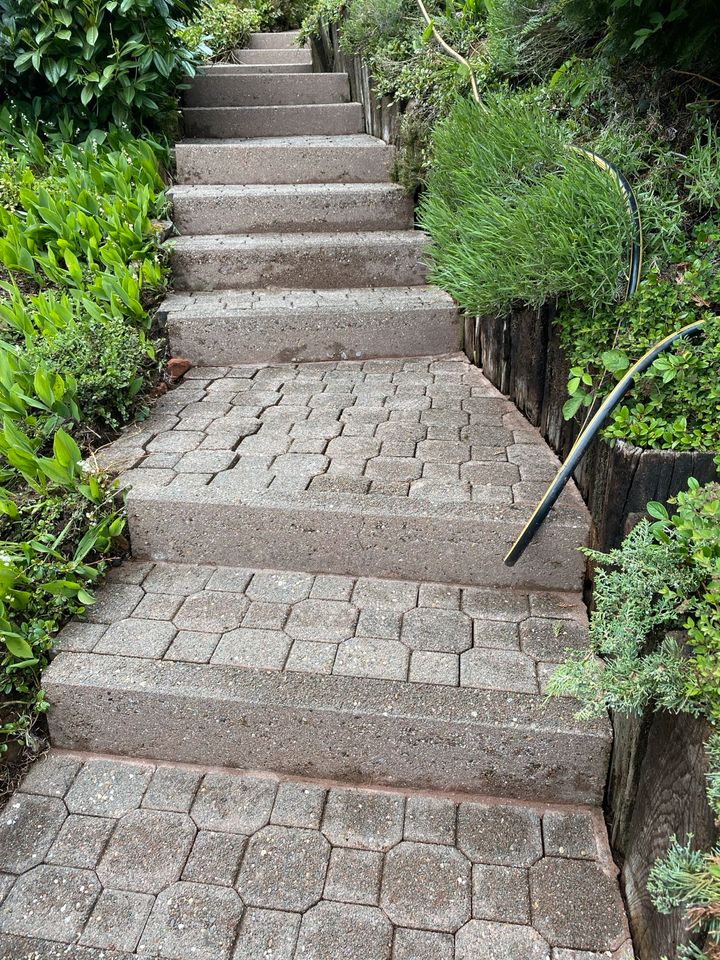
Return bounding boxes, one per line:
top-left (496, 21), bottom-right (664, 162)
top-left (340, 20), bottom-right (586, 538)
top-left (0, 0), bottom-right (203, 134)
top-left (25, 315), bottom-right (152, 429)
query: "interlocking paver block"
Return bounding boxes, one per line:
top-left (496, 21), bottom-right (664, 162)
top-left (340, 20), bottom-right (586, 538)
top-left (0, 874), bottom-right (15, 906)
top-left (183, 830), bottom-right (247, 886)
top-left (392, 928), bottom-right (455, 960)
top-left (65, 759), bottom-right (153, 817)
top-left (296, 902), bottom-right (392, 960)
top-left (462, 589), bottom-right (530, 622)
top-left (530, 858), bottom-right (626, 951)
top-left (324, 847), bottom-right (382, 905)
top-left (97, 809), bottom-right (196, 893)
top-left (472, 619), bottom-right (521, 650)
top-left (0, 865), bottom-right (100, 943)
top-left (285, 640), bottom-right (337, 674)
top-left (46, 815), bottom-right (115, 870)
top-left (80, 889), bottom-right (154, 951)
top-left (520, 618), bottom-right (589, 660)
top-left (543, 811), bottom-right (597, 860)
top-left (355, 608), bottom-right (402, 639)
top-left (409, 650), bottom-right (459, 686)
top-left (175, 591), bottom-right (250, 632)
top-left (139, 881), bottom-right (244, 960)
top-left (142, 765), bottom-right (203, 813)
top-left (94, 618), bottom-right (176, 658)
top-left (234, 907), bottom-right (301, 960)
top-left (285, 599), bottom-right (358, 642)
top-left (0, 794), bottom-right (67, 873)
top-left (460, 648), bottom-right (538, 693)
top-left (381, 841), bottom-right (471, 932)
top-left (271, 783), bottom-right (326, 829)
top-left (206, 567), bottom-right (254, 592)
top-left (333, 636), bottom-right (409, 680)
top-left (54, 621), bottom-right (107, 653)
top-left (418, 583), bottom-right (461, 610)
top-left (457, 802), bottom-right (543, 866)
top-left (85, 583), bottom-right (143, 623)
top-left (401, 608), bottom-right (472, 653)
top-left (352, 578), bottom-right (418, 612)
top-left (455, 919), bottom-right (550, 960)
top-left (192, 772), bottom-right (277, 834)
top-left (472, 863), bottom-right (530, 923)
top-left (165, 630), bottom-right (221, 662)
top-left (404, 795), bottom-right (456, 845)
top-left (212, 628), bottom-right (291, 669)
top-left (310, 574), bottom-right (354, 601)
top-left (238, 825), bottom-right (330, 912)
top-left (132, 592), bottom-right (183, 621)
top-left (247, 571), bottom-right (314, 603)
top-left (242, 601), bottom-right (292, 630)
top-left (322, 788), bottom-right (404, 851)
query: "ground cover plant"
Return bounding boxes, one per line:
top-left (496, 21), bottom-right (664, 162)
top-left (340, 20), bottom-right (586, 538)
top-left (0, 113), bottom-right (170, 773)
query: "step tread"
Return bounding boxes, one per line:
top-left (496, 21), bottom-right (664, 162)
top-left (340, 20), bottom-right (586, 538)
top-left (178, 133), bottom-right (388, 148)
top-left (185, 72), bottom-right (350, 108)
top-left (163, 285), bottom-right (457, 315)
top-left (171, 229), bottom-right (427, 249)
top-left (0, 751), bottom-right (632, 958)
top-left (164, 287), bottom-right (459, 365)
top-left (168, 182), bottom-right (408, 198)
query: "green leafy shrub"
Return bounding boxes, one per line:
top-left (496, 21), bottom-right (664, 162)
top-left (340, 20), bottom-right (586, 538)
top-left (181, 0), bottom-right (263, 60)
top-left (25, 315), bottom-right (152, 430)
top-left (0, 0), bottom-right (203, 133)
top-left (0, 116), bottom-right (169, 754)
top-left (419, 91), bottom-right (633, 316)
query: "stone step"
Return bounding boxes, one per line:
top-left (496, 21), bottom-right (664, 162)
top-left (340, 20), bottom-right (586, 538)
top-left (202, 61), bottom-right (314, 73)
top-left (185, 72), bottom-right (350, 108)
top-left (169, 231), bottom-right (428, 291)
top-left (98, 355), bottom-right (590, 591)
top-left (248, 29), bottom-right (302, 48)
top-left (232, 47), bottom-right (312, 64)
top-left (163, 287), bottom-right (459, 364)
top-left (45, 562), bottom-right (608, 803)
top-left (168, 183), bottom-right (414, 235)
top-left (184, 103), bottom-right (364, 138)
top-left (0, 751), bottom-right (632, 958)
top-left (174, 135), bottom-right (394, 185)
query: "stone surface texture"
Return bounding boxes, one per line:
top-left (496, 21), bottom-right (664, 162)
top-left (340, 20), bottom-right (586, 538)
top-left (0, 754), bottom-right (631, 958)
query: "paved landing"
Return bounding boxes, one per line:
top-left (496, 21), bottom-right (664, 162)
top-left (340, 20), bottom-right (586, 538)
top-left (97, 355), bottom-right (589, 591)
top-left (0, 752), bottom-right (633, 959)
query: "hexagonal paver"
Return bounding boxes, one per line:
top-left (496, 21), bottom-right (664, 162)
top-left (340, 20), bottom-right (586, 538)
top-left (457, 802), bottom-right (542, 866)
top-left (472, 863), bottom-right (530, 923)
top-left (352, 578), bottom-right (418, 612)
top-left (401, 608), bottom-right (472, 653)
top-left (174, 591), bottom-right (249, 632)
top-left (459, 648), bottom-right (537, 693)
top-left (392, 928), bottom-right (454, 960)
top-left (139, 881), bottom-right (243, 960)
top-left (246, 571), bottom-right (313, 603)
top-left (322, 788), bottom-right (404, 851)
top-left (296, 902), bottom-right (392, 960)
top-left (191, 773), bottom-right (277, 834)
top-left (64, 759), bottom-right (153, 817)
top-left (183, 831), bottom-right (247, 886)
top-left (461, 589), bottom-right (529, 622)
top-left (97, 809), bottom-right (196, 893)
top-left (46, 814), bottom-right (115, 870)
top-left (333, 637), bottom-right (409, 680)
top-left (530, 858), bottom-right (626, 951)
top-left (0, 794), bottom-right (66, 873)
top-left (233, 907), bottom-right (301, 960)
top-left (455, 919), bottom-right (550, 960)
top-left (17, 753), bottom-right (81, 798)
top-left (324, 848), bottom-right (383, 905)
top-left (285, 599), bottom-right (358, 643)
top-left (381, 842), bottom-right (471, 932)
top-left (0, 865), bottom-right (100, 943)
top-left (542, 811), bottom-right (597, 860)
top-left (237, 826), bottom-right (330, 911)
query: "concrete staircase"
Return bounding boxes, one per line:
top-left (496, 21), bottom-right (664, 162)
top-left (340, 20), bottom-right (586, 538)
top-left (0, 31), bottom-right (633, 960)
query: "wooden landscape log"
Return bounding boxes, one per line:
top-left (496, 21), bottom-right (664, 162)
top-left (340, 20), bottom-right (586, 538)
top-left (617, 710), bottom-right (717, 960)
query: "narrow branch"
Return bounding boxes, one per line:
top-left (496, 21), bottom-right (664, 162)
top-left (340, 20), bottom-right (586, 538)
top-left (415, 0), bottom-right (482, 106)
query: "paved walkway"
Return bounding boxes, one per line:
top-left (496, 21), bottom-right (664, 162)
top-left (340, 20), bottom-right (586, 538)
top-left (0, 30), bottom-right (633, 959)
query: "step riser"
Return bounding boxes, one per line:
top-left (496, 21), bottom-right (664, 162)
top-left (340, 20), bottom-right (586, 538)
top-left (184, 104), bottom-right (364, 138)
top-left (169, 238), bottom-right (428, 290)
top-left (127, 495), bottom-right (587, 592)
top-left (169, 188), bottom-right (414, 234)
top-left (185, 73), bottom-right (350, 107)
top-left (174, 141), bottom-right (394, 185)
top-left (233, 47), bottom-right (312, 63)
top-left (202, 62), bottom-right (314, 73)
top-left (45, 655), bottom-right (609, 804)
top-left (248, 30), bottom-right (301, 48)
top-left (166, 303), bottom-right (460, 364)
